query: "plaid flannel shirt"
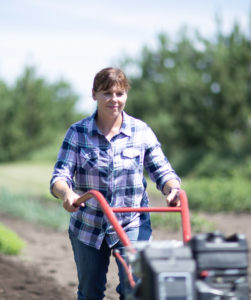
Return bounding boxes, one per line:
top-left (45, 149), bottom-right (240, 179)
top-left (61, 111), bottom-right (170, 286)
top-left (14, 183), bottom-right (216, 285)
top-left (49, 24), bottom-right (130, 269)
top-left (50, 111), bottom-right (180, 249)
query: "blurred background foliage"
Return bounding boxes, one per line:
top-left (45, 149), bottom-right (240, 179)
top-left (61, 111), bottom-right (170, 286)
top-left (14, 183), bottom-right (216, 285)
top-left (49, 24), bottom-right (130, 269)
top-left (122, 22), bottom-right (251, 178)
top-left (0, 19), bottom-right (251, 223)
top-left (0, 67), bottom-right (83, 162)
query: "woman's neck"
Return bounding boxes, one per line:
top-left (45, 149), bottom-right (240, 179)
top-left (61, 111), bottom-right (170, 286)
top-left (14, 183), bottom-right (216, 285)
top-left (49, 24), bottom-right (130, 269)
top-left (96, 113), bottom-right (123, 141)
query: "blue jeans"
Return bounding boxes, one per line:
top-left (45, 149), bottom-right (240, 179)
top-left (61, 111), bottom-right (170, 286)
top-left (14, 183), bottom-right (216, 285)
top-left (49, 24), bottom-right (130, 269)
top-left (69, 222), bottom-right (152, 300)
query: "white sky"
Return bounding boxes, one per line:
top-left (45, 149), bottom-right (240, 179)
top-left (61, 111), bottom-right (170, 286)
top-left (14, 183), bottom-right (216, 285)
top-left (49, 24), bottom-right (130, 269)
top-left (0, 0), bottom-right (250, 113)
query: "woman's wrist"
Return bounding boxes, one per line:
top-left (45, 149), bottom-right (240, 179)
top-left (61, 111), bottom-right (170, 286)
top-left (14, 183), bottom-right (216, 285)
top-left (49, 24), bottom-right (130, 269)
top-left (163, 182), bottom-right (181, 195)
top-left (167, 187), bottom-right (180, 194)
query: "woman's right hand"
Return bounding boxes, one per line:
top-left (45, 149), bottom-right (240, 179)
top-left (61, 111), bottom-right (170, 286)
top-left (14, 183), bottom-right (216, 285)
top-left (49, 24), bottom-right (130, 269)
top-left (52, 180), bottom-right (84, 212)
top-left (63, 190), bottom-right (82, 212)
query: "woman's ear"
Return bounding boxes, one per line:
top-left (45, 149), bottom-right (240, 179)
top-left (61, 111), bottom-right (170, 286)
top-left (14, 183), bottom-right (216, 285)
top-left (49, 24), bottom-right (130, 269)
top-left (92, 89), bottom-right (96, 101)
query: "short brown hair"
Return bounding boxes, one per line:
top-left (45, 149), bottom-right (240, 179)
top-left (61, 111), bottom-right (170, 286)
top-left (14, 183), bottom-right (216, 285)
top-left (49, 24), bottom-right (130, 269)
top-left (93, 67), bottom-right (130, 92)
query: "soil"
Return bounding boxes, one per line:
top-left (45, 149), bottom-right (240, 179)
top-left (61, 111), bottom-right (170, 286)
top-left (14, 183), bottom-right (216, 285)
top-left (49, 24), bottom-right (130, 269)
top-left (0, 210), bottom-right (251, 300)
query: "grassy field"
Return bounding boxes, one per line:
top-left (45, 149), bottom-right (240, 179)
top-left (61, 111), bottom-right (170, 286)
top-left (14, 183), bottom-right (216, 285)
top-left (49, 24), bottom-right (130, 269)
top-left (0, 160), bottom-right (71, 231)
top-left (1, 137), bottom-right (250, 255)
top-left (0, 160), bottom-right (216, 233)
top-left (0, 131), bottom-right (63, 199)
top-left (0, 161), bottom-right (54, 199)
top-left (1, 140), bottom-right (250, 234)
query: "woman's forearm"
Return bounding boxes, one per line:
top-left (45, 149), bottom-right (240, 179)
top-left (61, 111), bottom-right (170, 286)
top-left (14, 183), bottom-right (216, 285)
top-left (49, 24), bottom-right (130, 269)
top-left (52, 180), bottom-right (72, 200)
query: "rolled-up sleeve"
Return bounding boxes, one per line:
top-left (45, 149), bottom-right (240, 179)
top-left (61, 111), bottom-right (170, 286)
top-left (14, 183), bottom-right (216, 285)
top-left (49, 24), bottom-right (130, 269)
top-left (143, 126), bottom-right (180, 193)
top-left (50, 126), bottom-right (78, 197)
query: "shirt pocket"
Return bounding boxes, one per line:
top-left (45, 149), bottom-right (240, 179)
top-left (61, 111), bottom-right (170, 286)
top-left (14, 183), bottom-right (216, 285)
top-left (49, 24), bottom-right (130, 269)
top-left (79, 148), bottom-right (98, 169)
top-left (121, 148), bottom-right (141, 170)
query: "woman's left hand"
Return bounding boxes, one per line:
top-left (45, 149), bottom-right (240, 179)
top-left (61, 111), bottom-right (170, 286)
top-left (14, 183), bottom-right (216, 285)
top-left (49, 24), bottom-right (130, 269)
top-left (166, 188), bottom-right (180, 207)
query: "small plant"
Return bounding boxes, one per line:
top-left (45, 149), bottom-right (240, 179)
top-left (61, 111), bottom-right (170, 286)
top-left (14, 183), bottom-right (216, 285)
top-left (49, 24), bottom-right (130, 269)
top-left (0, 223), bottom-right (26, 255)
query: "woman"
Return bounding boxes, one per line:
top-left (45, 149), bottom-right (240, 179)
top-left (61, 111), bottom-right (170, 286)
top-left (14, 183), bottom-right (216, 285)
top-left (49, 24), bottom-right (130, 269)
top-left (50, 67), bottom-right (181, 300)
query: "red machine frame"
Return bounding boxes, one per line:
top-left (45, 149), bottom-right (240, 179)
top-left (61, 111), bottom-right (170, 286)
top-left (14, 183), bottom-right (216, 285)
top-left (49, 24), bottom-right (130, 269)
top-left (75, 189), bottom-right (192, 246)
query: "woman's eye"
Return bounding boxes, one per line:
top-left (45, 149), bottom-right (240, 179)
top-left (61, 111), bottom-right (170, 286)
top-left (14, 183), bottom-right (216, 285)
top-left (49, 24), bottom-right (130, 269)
top-left (102, 91), bottom-right (125, 98)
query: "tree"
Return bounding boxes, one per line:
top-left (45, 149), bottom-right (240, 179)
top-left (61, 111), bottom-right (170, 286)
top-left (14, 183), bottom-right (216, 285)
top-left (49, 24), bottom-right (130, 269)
top-left (0, 67), bottom-right (81, 161)
top-left (122, 23), bottom-right (251, 160)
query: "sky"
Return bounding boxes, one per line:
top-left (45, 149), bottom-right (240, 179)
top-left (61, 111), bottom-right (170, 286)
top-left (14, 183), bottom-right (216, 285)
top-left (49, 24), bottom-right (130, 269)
top-left (0, 0), bottom-right (250, 113)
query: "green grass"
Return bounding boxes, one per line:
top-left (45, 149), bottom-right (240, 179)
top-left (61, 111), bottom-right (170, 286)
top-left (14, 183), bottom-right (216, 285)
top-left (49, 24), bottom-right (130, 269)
top-left (0, 133), bottom-right (63, 199)
top-left (146, 175), bottom-right (251, 213)
top-left (0, 188), bottom-right (70, 231)
top-left (0, 161), bottom-right (55, 200)
top-left (182, 176), bottom-right (251, 212)
top-left (1, 160), bottom-right (250, 236)
top-left (146, 173), bottom-right (251, 232)
top-left (151, 211), bottom-right (215, 233)
top-left (0, 223), bottom-right (26, 255)
top-left (0, 159), bottom-right (70, 231)
top-left (0, 185), bottom-right (214, 234)
top-left (0, 144), bottom-right (250, 254)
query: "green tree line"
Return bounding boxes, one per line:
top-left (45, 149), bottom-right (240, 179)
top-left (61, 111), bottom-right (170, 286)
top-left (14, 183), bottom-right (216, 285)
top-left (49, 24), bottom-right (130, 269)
top-left (1, 20), bottom-right (250, 179)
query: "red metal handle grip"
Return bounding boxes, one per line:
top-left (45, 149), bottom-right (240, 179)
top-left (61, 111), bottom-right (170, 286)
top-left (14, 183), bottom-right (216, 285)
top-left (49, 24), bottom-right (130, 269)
top-left (179, 189), bottom-right (192, 243)
top-left (74, 189), bottom-right (192, 245)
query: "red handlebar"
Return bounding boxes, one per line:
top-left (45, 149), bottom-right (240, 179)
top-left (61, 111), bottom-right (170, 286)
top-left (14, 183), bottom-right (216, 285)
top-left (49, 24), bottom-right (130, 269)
top-left (75, 189), bottom-right (192, 246)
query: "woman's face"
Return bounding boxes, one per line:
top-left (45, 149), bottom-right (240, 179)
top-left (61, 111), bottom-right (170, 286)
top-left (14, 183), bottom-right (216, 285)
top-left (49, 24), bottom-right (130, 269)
top-left (92, 85), bottom-right (128, 119)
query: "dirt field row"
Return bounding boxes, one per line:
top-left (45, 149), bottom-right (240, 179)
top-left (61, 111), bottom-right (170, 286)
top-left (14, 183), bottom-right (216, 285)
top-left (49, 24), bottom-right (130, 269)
top-left (1, 212), bottom-right (251, 299)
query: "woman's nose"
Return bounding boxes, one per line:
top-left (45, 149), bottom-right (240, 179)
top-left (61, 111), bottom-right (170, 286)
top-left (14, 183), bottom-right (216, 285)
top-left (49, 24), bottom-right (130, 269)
top-left (110, 93), bottom-right (117, 100)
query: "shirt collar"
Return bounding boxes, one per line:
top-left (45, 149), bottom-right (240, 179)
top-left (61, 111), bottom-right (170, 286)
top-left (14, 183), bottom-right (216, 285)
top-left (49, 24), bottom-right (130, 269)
top-left (88, 110), bottom-right (132, 137)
